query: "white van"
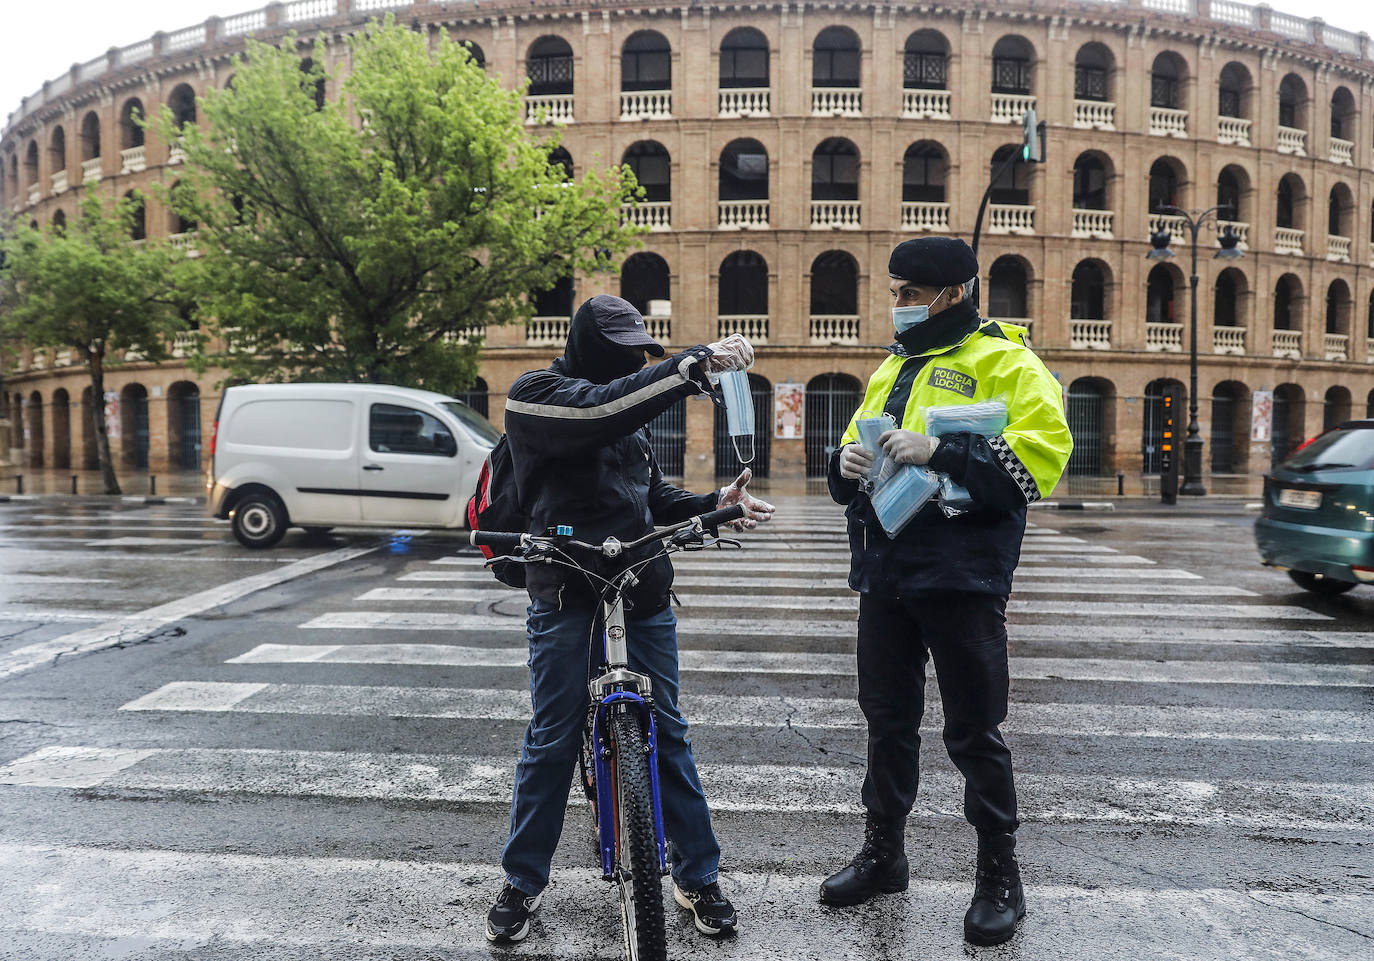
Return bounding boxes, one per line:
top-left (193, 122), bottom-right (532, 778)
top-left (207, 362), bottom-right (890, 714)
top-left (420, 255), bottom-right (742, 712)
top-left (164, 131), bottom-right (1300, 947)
top-left (208, 383), bottom-right (500, 548)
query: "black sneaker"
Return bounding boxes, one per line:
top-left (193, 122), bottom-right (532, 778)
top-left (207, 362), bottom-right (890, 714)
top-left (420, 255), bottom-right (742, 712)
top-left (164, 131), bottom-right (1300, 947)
top-left (485, 883), bottom-right (543, 944)
top-left (673, 881), bottom-right (738, 937)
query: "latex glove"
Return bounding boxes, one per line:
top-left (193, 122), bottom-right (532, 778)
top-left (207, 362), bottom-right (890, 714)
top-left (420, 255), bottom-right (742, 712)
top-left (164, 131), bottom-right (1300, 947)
top-left (703, 333), bottom-right (754, 374)
top-left (838, 444), bottom-right (876, 480)
top-left (716, 468), bottom-right (776, 531)
top-left (879, 429), bottom-right (940, 466)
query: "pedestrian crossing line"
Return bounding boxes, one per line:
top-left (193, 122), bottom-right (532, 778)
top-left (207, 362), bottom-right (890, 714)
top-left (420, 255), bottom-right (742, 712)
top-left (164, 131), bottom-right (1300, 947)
top-left (119, 682), bottom-right (1374, 735)
top-left (1010, 624), bottom-right (1374, 648)
top-left (3, 746), bottom-right (1370, 832)
top-left (0, 548), bottom-right (299, 563)
top-left (401, 566), bottom-right (1204, 582)
top-left (0, 524), bottom-right (228, 534)
top-left (0, 609), bottom-right (128, 623)
top-left (346, 589), bottom-right (1321, 620)
top-left (0, 844), bottom-right (1362, 961)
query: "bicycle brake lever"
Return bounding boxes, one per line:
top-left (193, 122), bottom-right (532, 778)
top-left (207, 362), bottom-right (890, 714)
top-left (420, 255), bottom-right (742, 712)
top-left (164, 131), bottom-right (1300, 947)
top-left (710, 537), bottom-right (743, 550)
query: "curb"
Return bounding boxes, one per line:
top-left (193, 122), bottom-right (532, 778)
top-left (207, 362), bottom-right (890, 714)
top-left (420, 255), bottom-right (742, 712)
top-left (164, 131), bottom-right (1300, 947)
top-left (1032, 501), bottom-right (1116, 511)
top-left (0, 495), bottom-right (38, 503)
top-left (120, 496), bottom-right (202, 505)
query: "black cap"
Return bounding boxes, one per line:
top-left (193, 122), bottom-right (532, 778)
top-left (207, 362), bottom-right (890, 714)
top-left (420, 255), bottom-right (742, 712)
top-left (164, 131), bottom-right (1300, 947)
top-left (579, 294), bottom-right (665, 357)
top-left (888, 237), bottom-right (979, 287)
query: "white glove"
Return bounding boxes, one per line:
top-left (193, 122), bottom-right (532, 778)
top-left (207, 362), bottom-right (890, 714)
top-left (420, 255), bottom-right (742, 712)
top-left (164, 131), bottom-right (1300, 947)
top-left (879, 429), bottom-right (940, 466)
top-left (703, 333), bottom-right (754, 374)
top-left (716, 468), bottom-right (776, 531)
top-left (838, 444), bottom-right (876, 480)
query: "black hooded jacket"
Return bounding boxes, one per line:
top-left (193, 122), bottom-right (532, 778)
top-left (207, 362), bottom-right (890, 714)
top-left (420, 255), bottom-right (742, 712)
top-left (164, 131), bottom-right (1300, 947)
top-left (503, 303), bottom-right (717, 613)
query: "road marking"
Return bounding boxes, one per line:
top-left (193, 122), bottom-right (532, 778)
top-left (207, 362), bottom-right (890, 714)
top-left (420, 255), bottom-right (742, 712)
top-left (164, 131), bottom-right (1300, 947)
top-left (83, 537), bottom-right (228, 547)
top-left (402, 565), bottom-right (1204, 582)
top-left (0, 547), bottom-right (376, 682)
top-left (0, 575), bottom-right (115, 584)
top-left (3, 746), bottom-right (1369, 832)
top-left (0, 609), bottom-right (127, 622)
top-left (0, 524), bottom-right (226, 534)
top-left (0, 548), bottom-right (297, 563)
top-left (0, 844), bottom-right (1364, 959)
top-left (123, 681), bottom-right (1374, 735)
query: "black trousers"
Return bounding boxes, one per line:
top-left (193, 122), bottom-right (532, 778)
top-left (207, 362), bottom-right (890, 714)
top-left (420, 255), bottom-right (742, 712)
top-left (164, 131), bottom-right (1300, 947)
top-left (857, 590), bottom-right (1018, 844)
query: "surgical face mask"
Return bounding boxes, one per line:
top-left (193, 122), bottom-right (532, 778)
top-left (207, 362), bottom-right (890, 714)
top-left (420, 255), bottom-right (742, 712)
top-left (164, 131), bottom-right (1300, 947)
top-left (891, 287), bottom-right (948, 334)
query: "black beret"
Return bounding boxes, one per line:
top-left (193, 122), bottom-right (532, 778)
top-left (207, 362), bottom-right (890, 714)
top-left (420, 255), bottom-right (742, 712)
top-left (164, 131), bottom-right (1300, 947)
top-left (888, 237), bottom-right (979, 286)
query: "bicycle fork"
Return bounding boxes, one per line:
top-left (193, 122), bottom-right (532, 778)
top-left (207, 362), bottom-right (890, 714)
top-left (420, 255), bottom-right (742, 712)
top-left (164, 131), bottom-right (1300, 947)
top-left (588, 592), bottom-right (668, 880)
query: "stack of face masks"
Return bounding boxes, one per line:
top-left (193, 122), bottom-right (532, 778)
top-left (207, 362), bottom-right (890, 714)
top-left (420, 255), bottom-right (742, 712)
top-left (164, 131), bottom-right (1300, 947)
top-left (924, 399), bottom-right (1009, 518)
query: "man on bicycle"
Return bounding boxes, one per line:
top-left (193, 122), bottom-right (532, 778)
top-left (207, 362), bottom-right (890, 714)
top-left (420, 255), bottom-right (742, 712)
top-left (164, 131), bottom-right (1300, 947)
top-left (486, 293), bottom-right (775, 944)
top-left (820, 237), bottom-right (1071, 946)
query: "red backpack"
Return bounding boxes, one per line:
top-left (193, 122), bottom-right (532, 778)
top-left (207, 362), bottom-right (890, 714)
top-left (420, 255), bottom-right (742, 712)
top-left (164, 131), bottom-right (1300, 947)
top-left (465, 436), bottom-right (528, 588)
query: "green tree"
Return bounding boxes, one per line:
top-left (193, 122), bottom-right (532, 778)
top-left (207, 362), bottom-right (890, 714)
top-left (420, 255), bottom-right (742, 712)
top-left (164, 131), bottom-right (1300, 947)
top-left (160, 17), bottom-right (643, 393)
top-left (0, 192), bottom-right (188, 494)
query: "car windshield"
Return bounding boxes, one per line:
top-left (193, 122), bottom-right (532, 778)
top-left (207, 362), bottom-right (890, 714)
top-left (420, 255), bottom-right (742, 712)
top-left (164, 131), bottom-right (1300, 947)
top-left (439, 400), bottom-right (502, 447)
top-left (1284, 425), bottom-right (1374, 471)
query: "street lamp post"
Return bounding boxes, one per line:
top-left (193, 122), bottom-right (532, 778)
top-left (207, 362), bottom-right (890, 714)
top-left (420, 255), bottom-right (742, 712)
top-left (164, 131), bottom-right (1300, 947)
top-left (1146, 207), bottom-right (1244, 498)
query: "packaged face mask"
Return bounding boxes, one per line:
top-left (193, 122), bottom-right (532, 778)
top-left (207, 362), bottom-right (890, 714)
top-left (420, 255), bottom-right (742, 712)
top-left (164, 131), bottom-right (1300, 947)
top-left (937, 474), bottom-right (975, 517)
top-left (854, 411), bottom-right (896, 486)
top-left (923, 398), bottom-right (1009, 438)
top-left (719, 370), bottom-right (755, 464)
top-left (869, 464), bottom-right (941, 537)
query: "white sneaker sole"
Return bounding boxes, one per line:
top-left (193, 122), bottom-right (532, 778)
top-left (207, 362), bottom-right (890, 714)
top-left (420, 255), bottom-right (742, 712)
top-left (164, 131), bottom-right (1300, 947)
top-left (485, 891), bottom-right (543, 943)
top-left (673, 885), bottom-right (738, 937)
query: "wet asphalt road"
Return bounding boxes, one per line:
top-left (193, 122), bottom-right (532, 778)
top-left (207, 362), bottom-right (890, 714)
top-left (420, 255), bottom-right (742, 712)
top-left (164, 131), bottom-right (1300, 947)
top-left (0, 496), bottom-right (1370, 960)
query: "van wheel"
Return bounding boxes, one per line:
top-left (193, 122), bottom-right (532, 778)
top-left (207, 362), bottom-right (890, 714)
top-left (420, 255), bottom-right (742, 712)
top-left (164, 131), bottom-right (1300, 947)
top-left (232, 492), bottom-right (287, 549)
top-left (1287, 570), bottom-right (1357, 595)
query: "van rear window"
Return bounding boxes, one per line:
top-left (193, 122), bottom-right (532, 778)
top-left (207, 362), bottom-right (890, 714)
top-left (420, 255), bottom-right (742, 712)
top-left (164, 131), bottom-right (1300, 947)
top-left (226, 399), bottom-right (354, 451)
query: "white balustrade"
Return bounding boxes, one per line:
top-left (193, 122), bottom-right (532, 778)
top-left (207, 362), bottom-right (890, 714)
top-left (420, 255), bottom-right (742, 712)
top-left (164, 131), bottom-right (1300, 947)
top-left (441, 327), bottom-right (487, 346)
top-left (166, 25), bottom-right (207, 53)
top-left (1274, 227), bottom-right (1304, 256)
top-left (54, 349), bottom-right (74, 367)
top-left (220, 328), bottom-right (254, 354)
top-left (51, 170), bottom-right (68, 195)
top-left (903, 90), bottom-right (951, 120)
top-left (223, 11), bottom-right (266, 36)
top-left (718, 315), bottom-right (769, 344)
top-left (719, 89), bottom-right (769, 118)
top-left (526, 317), bottom-right (571, 347)
top-left (1212, 0), bottom-right (1258, 27)
top-left (811, 88), bottom-right (862, 117)
top-left (168, 231), bottom-right (197, 251)
top-left (26, 183), bottom-right (39, 205)
top-left (901, 202), bottom-right (950, 232)
top-left (644, 317), bottom-right (670, 343)
top-left (1212, 326), bottom-right (1246, 355)
top-left (991, 94), bottom-right (1035, 125)
top-left (1216, 220), bottom-right (1249, 249)
top-left (1071, 209), bottom-right (1114, 239)
top-left (1149, 214), bottom-right (1187, 243)
top-left (1272, 329), bottom-right (1302, 359)
top-left (1149, 107), bottom-right (1188, 138)
top-left (620, 90), bottom-right (671, 121)
top-left (120, 145), bottom-right (146, 174)
top-left (168, 140), bottom-right (186, 165)
top-left (717, 200), bottom-right (769, 229)
top-left (1277, 126), bottom-right (1307, 156)
top-left (1327, 235), bottom-right (1351, 263)
top-left (1216, 116), bottom-right (1251, 146)
top-left (1073, 100), bottom-right (1116, 131)
top-left (1329, 137), bottom-right (1353, 166)
top-left (525, 94), bottom-right (573, 125)
top-left (30, 349), bottom-right (48, 370)
top-left (171, 332), bottom-right (197, 358)
top-left (621, 202), bottom-right (671, 231)
top-left (810, 201), bottom-right (861, 229)
top-left (988, 204), bottom-right (1035, 236)
top-left (285, 0), bottom-right (332, 23)
top-left (1146, 323), bottom-right (1184, 352)
top-left (1070, 320), bottom-right (1113, 350)
top-left (1367, 337), bottom-right (1374, 360)
top-left (810, 315), bottom-right (861, 345)
top-left (1324, 333), bottom-right (1348, 361)
top-left (81, 157), bottom-right (102, 184)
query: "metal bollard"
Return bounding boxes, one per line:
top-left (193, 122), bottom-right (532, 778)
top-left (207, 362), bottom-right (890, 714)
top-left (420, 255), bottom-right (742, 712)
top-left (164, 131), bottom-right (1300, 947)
top-left (71, 475), bottom-right (78, 494)
top-left (150, 474), bottom-right (157, 496)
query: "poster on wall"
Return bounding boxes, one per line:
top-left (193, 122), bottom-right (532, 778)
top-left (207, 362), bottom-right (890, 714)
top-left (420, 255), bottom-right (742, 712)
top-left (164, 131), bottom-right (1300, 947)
top-left (774, 382), bottom-right (804, 439)
top-left (104, 391), bottom-right (121, 441)
top-left (1250, 390), bottom-right (1273, 443)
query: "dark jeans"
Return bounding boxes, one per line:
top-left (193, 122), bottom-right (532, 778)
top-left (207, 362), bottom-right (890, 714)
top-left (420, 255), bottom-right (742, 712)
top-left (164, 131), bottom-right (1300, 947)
top-left (857, 590), bottom-right (1019, 845)
top-left (501, 599), bottom-right (721, 895)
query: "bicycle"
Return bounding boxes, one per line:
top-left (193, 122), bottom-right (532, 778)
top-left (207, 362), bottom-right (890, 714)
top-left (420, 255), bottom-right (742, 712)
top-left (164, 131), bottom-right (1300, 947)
top-left (470, 503), bottom-right (745, 961)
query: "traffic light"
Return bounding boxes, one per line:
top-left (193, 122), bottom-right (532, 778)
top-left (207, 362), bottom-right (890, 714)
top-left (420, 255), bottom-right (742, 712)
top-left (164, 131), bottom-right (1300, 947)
top-left (1020, 108), bottom-right (1045, 163)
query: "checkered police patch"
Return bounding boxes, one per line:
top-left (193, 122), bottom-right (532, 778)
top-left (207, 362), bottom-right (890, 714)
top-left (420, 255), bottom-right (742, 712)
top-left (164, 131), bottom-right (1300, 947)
top-left (989, 435), bottom-right (1040, 503)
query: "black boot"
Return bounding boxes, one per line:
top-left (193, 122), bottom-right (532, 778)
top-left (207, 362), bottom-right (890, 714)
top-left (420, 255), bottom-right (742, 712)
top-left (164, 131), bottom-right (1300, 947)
top-left (963, 840), bottom-right (1026, 946)
top-left (818, 815), bottom-right (909, 906)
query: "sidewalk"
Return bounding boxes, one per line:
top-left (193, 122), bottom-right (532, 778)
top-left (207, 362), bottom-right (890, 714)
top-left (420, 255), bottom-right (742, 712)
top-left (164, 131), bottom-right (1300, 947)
top-left (0, 467), bottom-right (204, 501)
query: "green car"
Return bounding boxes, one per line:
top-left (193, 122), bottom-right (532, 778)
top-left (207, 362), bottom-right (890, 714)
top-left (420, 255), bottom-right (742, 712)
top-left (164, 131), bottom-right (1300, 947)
top-left (1255, 419), bottom-right (1374, 595)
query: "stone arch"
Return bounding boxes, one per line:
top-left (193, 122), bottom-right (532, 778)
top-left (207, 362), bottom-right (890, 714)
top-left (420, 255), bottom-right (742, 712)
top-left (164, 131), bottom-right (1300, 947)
top-left (621, 31), bottom-right (671, 92)
top-left (1150, 50), bottom-right (1188, 110)
top-left (991, 35), bottom-right (1035, 94)
top-left (298, 58), bottom-right (325, 110)
top-left (119, 98), bottom-right (144, 150)
top-left (720, 27), bottom-right (769, 89)
top-left (23, 140), bottom-right (39, 189)
top-left (812, 26), bottom-right (861, 88)
top-left (124, 190), bottom-right (146, 241)
top-left (804, 373), bottom-right (862, 477)
top-left (527, 36), bottom-right (574, 96)
top-left (1323, 385), bottom-right (1352, 431)
top-left (1213, 266), bottom-right (1249, 331)
top-left (80, 111), bottom-right (101, 161)
top-left (1328, 182), bottom-right (1354, 238)
top-left (167, 381), bottom-right (202, 470)
top-left (1071, 259), bottom-right (1112, 320)
top-left (811, 137), bottom-right (859, 202)
top-left (50, 387), bottom-right (71, 470)
top-left (456, 40), bottom-right (485, 69)
top-left (1325, 279), bottom-right (1352, 335)
top-left (619, 252), bottom-right (671, 316)
top-left (1271, 383), bottom-right (1305, 466)
top-left (987, 255), bottom-right (1032, 319)
top-left (1278, 73), bottom-right (1308, 131)
top-left (1218, 61), bottom-right (1252, 120)
top-left (718, 250), bottom-right (768, 316)
top-left (903, 141), bottom-right (949, 205)
top-left (1329, 85), bottom-right (1357, 144)
top-left (1273, 274), bottom-right (1303, 330)
top-left (1210, 379), bottom-right (1250, 474)
top-left (990, 144), bottom-right (1032, 206)
top-left (1216, 163), bottom-right (1250, 223)
top-left (809, 250), bottom-right (859, 315)
top-left (1066, 376), bottom-right (1115, 476)
top-left (168, 83), bottom-right (197, 130)
top-left (622, 140), bottom-right (670, 203)
top-left (1276, 172), bottom-right (1305, 231)
top-left (904, 30), bottom-right (949, 90)
top-left (1148, 156), bottom-right (1187, 213)
top-left (26, 391), bottom-right (45, 468)
top-left (720, 138), bottom-right (769, 202)
top-left (1072, 150), bottom-right (1113, 210)
top-left (1146, 262), bottom-right (1184, 326)
top-left (454, 376), bottom-right (489, 419)
top-left (49, 125), bottom-right (66, 175)
top-left (120, 383), bottom-right (150, 470)
top-left (1074, 42), bottom-right (1114, 102)
top-left (548, 147), bottom-right (573, 181)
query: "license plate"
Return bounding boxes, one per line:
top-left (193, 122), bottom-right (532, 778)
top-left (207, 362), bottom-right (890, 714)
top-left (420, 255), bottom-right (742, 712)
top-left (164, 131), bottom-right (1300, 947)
top-left (1278, 488), bottom-right (1322, 510)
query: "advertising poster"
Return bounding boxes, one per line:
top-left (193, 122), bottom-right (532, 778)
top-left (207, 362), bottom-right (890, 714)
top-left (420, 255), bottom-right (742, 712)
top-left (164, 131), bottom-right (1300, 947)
top-left (104, 391), bottom-right (121, 440)
top-left (1250, 390), bottom-right (1273, 443)
top-left (774, 382), bottom-right (804, 439)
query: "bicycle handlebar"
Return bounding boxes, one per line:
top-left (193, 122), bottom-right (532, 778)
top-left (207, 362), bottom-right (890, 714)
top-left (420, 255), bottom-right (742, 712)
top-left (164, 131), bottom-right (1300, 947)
top-left (467, 503), bottom-right (745, 555)
top-left (469, 529), bottom-right (527, 550)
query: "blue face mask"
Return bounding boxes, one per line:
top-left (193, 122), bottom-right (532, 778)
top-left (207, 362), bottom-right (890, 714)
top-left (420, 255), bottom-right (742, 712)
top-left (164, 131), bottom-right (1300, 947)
top-left (892, 287), bottom-right (948, 334)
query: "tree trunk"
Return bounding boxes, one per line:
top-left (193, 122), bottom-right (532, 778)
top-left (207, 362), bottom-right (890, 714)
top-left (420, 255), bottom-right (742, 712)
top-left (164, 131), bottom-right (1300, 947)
top-left (87, 352), bottom-right (121, 495)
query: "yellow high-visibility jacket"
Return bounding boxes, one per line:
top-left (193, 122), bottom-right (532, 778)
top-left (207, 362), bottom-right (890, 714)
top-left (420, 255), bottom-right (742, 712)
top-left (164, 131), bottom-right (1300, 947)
top-left (829, 304), bottom-right (1072, 597)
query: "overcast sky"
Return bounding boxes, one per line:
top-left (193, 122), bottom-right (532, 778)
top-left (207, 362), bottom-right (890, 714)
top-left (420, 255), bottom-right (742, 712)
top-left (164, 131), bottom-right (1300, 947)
top-left (4, 0), bottom-right (1374, 127)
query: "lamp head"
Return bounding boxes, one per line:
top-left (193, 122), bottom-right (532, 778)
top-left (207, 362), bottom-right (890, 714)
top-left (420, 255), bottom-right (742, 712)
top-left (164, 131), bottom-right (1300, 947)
top-left (1146, 229), bottom-right (1175, 261)
top-left (1215, 225), bottom-right (1244, 261)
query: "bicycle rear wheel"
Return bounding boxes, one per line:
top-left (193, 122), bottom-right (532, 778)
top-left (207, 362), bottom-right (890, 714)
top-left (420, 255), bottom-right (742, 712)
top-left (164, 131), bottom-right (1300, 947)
top-left (609, 710), bottom-right (667, 961)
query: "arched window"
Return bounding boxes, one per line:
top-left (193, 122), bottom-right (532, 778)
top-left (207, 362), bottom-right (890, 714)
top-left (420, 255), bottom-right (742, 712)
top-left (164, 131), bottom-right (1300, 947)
top-left (1330, 86), bottom-right (1356, 143)
top-left (168, 84), bottom-right (197, 130)
top-left (454, 377), bottom-right (490, 419)
top-left (527, 37), bottom-right (574, 96)
top-left (119, 99), bottom-right (144, 149)
top-left (1072, 153), bottom-right (1108, 210)
top-left (987, 256), bottom-right (1029, 318)
top-left (812, 27), bottom-right (860, 88)
top-left (80, 112), bottom-right (101, 162)
top-left (1146, 265), bottom-right (1177, 325)
top-left (1066, 378), bottom-right (1111, 476)
top-left (902, 142), bottom-right (947, 203)
top-left (298, 59), bottom-right (325, 110)
top-left (120, 383), bottom-right (150, 470)
top-left (548, 147), bottom-right (573, 181)
top-left (719, 139), bottom-right (768, 201)
top-left (168, 381), bottom-right (202, 471)
top-left (720, 28), bottom-right (769, 89)
top-left (1273, 275), bottom-right (1301, 330)
top-left (620, 252), bottom-right (670, 316)
top-left (26, 391), bottom-right (45, 469)
top-left (124, 190), bottom-right (146, 241)
top-left (809, 251), bottom-right (858, 315)
top-left (1323, 386), bottom-right (1352, 431)
top-left (1071, 261), bottom-right (1107, 320)
top-left (623, 141), bottom-right (670, 203)
top-left (811, 138), bottom-right (858, 202)
top-left (1074, 43), bottom-right (1113, 102)
top-left (49, 126), bottom-right (66, 175)
top-left (23, 140), bottom-right (38, 188)
top-left (1218, 62), bottom-right (1250, 119)
top-left (1278, 73), bottom-right (1307, 131)
top-left (1328, 184), bottom-right (1352, 238)
top-left (990, 145), bottom-right (1030, 206)
top-left (804, 373), bottom-right (862, 477)
top-left (458, 41), bottom-right (485, 69)
top-left (1210, 381), bottom-right (1248, 474)
top-left (1148, 158), bottom-right (1182, 212)
top-left (991, 36), bottom-right (1033, 95)
top-left (1271, 384), bottom-right (1304, 466)
top-left (622, 32), bottom-right (670, 92)
top-left (1213, 268), bottom-right (1246, 328)
top-left (718, 251), bottom-right (768, 316)
top-left (1325, 280), bottom-right (1351, 335)
top-left (168, 181), bottom-right (196, 235)
top-left (1150, 52), bottom-right (1186, 110)
top-left (52, 209), bottom-right (67, 235)
top-left (904, 31), bottom-right (948, 90)
top-left (1216, 165), bottom-right (1246, 221)
top-left (1276, 173), bottom-right (1304, 230)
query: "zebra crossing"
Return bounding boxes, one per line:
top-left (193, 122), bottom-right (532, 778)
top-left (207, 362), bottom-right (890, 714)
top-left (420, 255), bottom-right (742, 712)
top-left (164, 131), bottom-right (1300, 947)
top-left (1, 500), bottom-right (1370, 958)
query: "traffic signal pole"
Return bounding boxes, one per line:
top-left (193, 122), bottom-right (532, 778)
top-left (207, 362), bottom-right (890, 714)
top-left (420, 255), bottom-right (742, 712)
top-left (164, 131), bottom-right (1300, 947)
top-left (970, 109), bottom-right (1045, 310)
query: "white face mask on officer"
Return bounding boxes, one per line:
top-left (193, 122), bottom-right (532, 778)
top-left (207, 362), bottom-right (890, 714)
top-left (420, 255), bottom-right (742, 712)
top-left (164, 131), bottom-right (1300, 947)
top-left (891, 286), bottom-right (948, 334)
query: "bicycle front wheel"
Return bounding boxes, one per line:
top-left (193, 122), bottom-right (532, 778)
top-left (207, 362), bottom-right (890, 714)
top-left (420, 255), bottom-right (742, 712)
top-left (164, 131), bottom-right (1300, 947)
top-left (609, 709), bottom-right (667, 961)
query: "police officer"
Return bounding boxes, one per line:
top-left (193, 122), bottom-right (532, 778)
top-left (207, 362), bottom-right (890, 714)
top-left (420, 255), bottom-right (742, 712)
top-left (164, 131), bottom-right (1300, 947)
top-left (819, 237), bottom-right (1072, 946)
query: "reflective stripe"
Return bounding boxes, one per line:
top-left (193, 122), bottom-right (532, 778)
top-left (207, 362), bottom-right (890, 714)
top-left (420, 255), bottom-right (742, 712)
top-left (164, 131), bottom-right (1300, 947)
top-left (504, 371), bottom-right (688, 422)
top-left (990, 435), bottom-right (1040, 503)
